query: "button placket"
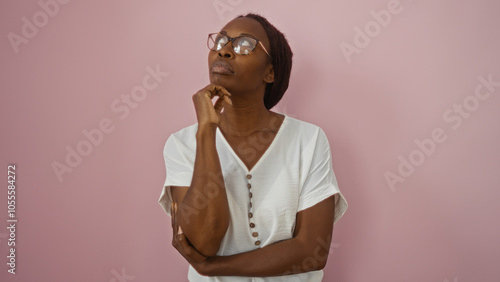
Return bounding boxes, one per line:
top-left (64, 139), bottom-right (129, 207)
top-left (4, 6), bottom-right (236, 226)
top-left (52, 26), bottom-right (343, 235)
top-left (246, 174), bottom-right (261, 247)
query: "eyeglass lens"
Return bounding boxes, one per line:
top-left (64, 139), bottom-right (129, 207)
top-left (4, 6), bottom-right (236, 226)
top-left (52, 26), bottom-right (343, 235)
top-left (209, 34), bottom-right (257, 55)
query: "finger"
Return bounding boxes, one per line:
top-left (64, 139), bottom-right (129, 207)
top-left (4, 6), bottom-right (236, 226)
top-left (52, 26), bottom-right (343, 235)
top-left (174, 203), bottom-right (178, 231)
top-left (172, 203), bottom-right (178, 240)
top-left (205, 85), bottom-right (231, 100)
top-left (203, 90), bottom-right (214, 100)
top-left (213, 97), bottom-right (224, 113)
top-left (172, 202), bottom-right (176, 228)
top-left (170, 202), bottom-right (175, 233)
top-left (177, 234), bottom-right (208, 263)
top-left (223, 95), bottom-right (232, 106)
top-left (177, 234), bottom-right (191, 258)
top-left (211, 93), bottom-right (232, 109)
top-left (213, 85), bottom-right (231, 97)
top-left (176, 233), bottom-right (186, 253)
top-left (177, 234), bottom-right (187, 248)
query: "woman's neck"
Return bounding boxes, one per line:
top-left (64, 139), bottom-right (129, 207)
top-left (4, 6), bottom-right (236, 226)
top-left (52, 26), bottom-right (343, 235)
top-left (220, 100), bottom-right (276, 137)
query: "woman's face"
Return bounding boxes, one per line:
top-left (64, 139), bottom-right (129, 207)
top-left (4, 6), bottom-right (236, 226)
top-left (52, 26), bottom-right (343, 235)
top-left (208, 17), bottom-right (273, 97)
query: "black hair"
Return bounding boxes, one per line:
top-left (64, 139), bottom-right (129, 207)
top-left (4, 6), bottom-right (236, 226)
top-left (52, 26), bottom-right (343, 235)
top-left (236, 13), bottom-right (293, 110)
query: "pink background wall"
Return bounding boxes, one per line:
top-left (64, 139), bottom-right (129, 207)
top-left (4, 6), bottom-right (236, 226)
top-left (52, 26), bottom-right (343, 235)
top-left (1, 0), bottom-right (499, 281)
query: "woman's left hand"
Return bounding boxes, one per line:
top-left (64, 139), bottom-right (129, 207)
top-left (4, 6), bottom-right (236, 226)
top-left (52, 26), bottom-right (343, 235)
top-left (171, 202), bottom-right (213, 275)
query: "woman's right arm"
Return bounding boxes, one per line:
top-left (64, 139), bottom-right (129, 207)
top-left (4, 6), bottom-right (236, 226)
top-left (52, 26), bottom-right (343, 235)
top-left (170, 84), bottom-right (232, 257)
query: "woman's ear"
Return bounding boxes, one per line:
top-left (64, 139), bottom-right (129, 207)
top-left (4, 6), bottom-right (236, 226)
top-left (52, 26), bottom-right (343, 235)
top-left (264, 65), bottom-right (274, 83)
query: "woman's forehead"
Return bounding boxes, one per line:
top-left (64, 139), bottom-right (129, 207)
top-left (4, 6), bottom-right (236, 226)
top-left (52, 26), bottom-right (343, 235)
top-left (220, 17), bottom-right (268, 42)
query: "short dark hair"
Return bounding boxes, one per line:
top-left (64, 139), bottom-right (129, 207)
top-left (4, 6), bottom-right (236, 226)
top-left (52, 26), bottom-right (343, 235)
top-left (236, 13), bottom-right (293, 110)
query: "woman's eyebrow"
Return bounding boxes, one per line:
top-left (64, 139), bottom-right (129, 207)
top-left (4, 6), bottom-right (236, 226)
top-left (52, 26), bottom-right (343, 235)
top-left (219, 30), bottom-right (257, 38)
top-left (239, 32), bottom-right (256, 38)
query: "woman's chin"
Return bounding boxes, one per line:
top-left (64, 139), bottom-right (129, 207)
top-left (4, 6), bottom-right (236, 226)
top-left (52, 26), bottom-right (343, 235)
top-left (210, 75), bottom-right (232, 89)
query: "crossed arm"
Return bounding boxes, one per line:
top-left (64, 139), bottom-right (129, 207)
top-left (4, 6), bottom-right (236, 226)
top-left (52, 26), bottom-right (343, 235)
top-left (169, 191), bottom-right (336, 277)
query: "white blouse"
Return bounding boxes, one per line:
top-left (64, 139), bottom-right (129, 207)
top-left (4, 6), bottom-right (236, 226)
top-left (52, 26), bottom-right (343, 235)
top-left (158, 114), bottom-right (348, 282)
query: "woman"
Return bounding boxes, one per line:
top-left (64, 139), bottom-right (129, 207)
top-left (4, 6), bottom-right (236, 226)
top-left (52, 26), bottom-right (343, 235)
top-left (158, 13), bottom-right (348, 281)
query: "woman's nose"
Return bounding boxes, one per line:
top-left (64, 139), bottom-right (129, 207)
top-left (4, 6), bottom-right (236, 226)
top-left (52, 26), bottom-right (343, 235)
top-left (218, 43), bottom-right (234, 58)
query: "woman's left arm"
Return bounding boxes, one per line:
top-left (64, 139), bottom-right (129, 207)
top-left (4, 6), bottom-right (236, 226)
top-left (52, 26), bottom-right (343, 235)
top-left (172, 195), bottom-right (336, 277)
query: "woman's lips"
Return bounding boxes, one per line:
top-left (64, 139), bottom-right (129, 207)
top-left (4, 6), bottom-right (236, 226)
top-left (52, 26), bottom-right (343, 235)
top-left (211, 61), bottom-right (234, 75)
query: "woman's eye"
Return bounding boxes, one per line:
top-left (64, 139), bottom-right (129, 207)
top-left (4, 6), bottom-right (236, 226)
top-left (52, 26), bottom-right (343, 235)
top-left (215, 37), bottom-right (227, 49)
top-left (239, 38), bottom-right (253, 47)
top-left (216, 37), bottom-right (226, 44)
top-left (236, 38), bottom-right (255, 54)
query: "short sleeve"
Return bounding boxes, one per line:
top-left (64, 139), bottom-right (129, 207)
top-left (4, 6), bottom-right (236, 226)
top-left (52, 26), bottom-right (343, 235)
top-left (298, 129), bottom-right (348, 224)
top-left (158, 134), bottom-right (195, 217)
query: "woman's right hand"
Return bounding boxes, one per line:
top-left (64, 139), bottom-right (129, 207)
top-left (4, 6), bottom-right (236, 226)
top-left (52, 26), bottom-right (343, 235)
top-left (192, 84), bottom-right (232, 129)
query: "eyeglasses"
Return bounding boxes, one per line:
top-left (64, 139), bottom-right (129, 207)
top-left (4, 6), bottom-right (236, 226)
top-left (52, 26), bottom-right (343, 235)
top-left (207, 33), bottom-right (272, 60)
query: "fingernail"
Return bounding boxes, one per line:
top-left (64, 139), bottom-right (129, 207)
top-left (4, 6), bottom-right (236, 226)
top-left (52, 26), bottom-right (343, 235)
top-left (178, 226), bottom-right (183, 235)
